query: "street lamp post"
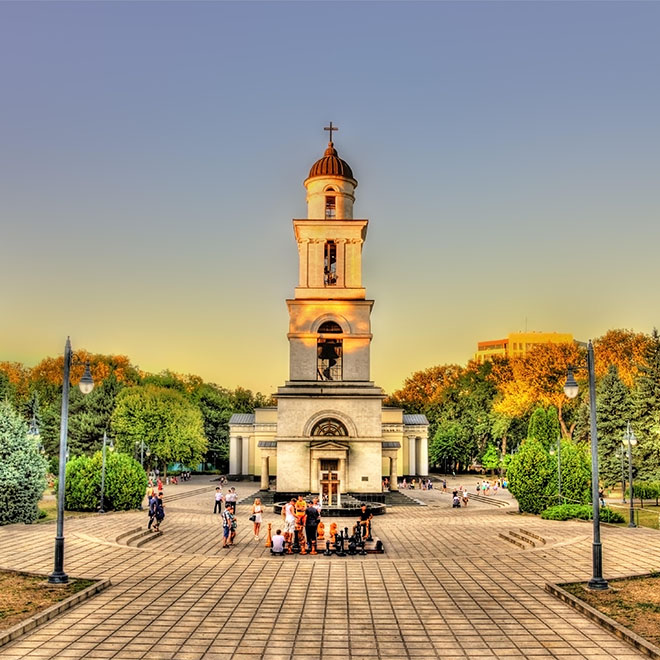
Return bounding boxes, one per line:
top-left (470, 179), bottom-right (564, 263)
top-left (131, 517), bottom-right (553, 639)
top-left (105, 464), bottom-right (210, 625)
top-left (49, 338), bottom-right (94, 585)
top-left (624, 422), bottom-right (637, 528)
top-left (99, 431), bottom-right (114, 513)
top-left (564, 340), bottom-right (608, 590)
top-left (619, 446), bottom-right (626, 504)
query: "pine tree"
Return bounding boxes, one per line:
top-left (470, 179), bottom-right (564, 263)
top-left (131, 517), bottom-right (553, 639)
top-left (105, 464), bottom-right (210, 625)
top-left (596, 365), bottom-right (631, 487)
top-left (0, 401), bottom-right (48, 524)
top-left (632, 329), bottom-right (660, 481)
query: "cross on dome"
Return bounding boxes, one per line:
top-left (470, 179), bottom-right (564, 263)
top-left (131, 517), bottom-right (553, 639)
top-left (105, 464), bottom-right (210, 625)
top-left (324, 122), bottom-right (338, 144)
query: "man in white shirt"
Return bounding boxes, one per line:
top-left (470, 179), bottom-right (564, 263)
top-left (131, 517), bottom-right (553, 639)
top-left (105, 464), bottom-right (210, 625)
top-left (271, 529), bottom-right (285, 555)
top-left (213, 487), bottom-right (223, 514)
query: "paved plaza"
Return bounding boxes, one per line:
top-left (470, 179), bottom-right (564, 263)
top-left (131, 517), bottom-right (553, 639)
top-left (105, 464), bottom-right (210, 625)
top-left (1, 478), bottom-right (659, 659)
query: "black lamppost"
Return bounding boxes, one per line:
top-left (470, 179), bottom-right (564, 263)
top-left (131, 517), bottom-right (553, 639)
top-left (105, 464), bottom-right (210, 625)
top-left (99, 431), bottom-right (114, 513)
top-left (619, 446), bottom-right (626, 504)
top-left (624, 422), bottom-right (637, 528)
top-left (564, 340), bottom-right (608, 590)
top-left (49, 338), bottom-right (94, 584)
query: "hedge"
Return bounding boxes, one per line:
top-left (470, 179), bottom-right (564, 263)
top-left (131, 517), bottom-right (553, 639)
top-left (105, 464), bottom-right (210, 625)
top-left (541, 503), bottom-right (625, 523)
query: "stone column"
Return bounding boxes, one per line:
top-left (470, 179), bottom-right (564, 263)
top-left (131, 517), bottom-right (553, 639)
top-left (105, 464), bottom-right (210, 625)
top-left (260, 455), bottom-right (269, 490)
top-left (408, 436), bottom-right (416, 476)
top-left (418, 436), bottom-right (429, 477)
top-left (241, 437), bottom-right (249, 476)
top-left (335, 239), bottom-right (346, 287)
top-left (229, 436), bottom-right (239, 475)
top-left (311, 457), bottom-right (319, 495)
top-left (389, 455), bottom-right (399, 491)
top-left (298, 239), bottom-right (309, 287)
top-left (338, 457), bottom-right (346, 507)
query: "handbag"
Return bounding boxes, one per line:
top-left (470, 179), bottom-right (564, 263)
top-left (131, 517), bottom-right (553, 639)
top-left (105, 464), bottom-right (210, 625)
top-left (249, 514), bottom-right (256, 522)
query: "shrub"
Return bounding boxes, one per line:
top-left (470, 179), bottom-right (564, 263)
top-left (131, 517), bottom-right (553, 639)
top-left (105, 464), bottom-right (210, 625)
top-left (556, 440), bottom-right (591, 505)
top-left (63, 451), bottom-right (147, 512)
top-left (541, 503), bottom-right (625, 523)
top-left (0, 401), bottom-right (48, 525)
top-left (102, 452), bottom-right (147, 511)
top-left (64, 455), bottom-right (99, 511)
top-left (507, 438), bottom-right (553, 514)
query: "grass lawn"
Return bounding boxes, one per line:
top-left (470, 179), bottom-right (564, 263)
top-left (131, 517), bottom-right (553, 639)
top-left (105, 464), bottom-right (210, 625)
top-left (563, 574), bottom-right (660, 647)
top-left (37, 489), bottom-right (103, 523)
top-left (0, 571), bottom-right (94, 632)
top-left (607, 503), bottom-right (660, 530)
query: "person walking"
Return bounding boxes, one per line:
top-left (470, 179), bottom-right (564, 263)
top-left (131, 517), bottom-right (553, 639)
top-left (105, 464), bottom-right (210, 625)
top-left (251, 498), bottom-right (263, 540)
top-left (229, 504), bottom-right (237, 545)
top-left (153, 492), bottom-right (165, 531)
top-left (147, 491), bottom-right (157, 530)
top-left (214, 487), bottom-right (224, 514)
top-left (222, 504), bottom-right (235, 548)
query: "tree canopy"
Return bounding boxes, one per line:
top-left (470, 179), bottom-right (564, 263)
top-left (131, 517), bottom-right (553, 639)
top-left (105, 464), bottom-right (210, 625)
top-left (111, 385), bottom-right (208, 473)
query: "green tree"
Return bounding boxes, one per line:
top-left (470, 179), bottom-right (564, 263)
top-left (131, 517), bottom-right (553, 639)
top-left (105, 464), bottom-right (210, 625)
top-left (596, 365), bottom-right (631, 488)
top-left (527, 406), bottom-right (561, 451)
top-left (507, 438), bottom-right (553, 514)
top-left (481, 443), bottom-right (500, 474)
top-left (111, 385), bottom-right (207, 474)
top-left (632, 329), bottom-right (660, 481)
top-left (429, 421), bottom-right (463, 470)
top-left (0, 401), bottom-right (48, 525)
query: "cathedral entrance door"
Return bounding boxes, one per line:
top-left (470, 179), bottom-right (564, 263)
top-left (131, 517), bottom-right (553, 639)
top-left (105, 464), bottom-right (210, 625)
top-left (320, 459), bottom-right (339, 506)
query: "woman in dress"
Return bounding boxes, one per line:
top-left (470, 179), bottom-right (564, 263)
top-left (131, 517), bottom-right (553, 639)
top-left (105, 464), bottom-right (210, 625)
top-left (252, 497), bottom-right (263, 541)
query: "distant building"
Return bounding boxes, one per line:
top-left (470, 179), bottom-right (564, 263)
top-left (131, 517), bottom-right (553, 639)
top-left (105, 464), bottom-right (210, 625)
top-left (474, 331), bottom-right (574, 363)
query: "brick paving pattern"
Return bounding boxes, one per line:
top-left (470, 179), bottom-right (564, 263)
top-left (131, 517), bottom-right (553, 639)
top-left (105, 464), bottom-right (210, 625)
top-left (0, 477), bottom-right (658, 659)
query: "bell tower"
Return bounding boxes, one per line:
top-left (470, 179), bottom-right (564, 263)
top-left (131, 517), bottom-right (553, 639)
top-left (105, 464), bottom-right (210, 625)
top-left (286, 124), bottom-right (374, 383)
top-left (228, 125), bottom-right (428, 496)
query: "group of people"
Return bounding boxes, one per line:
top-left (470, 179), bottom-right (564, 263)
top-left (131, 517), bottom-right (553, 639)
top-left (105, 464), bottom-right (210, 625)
top-left (146, 486), bottom-right (165, 531)
top-left (452, 486), bottom-right (470, 508)
top-left (476, 479), bottom-right (506, 495)
top-left (270, 497), bottom-right (374, 556)
top-left (397, 477), bottom-right (433, 491)
top-left (211, 486), bottom-right (244, 548)
top-left (276, 495), bottom-right (323, 554)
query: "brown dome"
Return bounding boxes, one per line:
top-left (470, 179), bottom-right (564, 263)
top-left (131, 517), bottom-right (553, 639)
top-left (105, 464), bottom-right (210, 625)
top-left (308, 142), bottom-right (355, 181)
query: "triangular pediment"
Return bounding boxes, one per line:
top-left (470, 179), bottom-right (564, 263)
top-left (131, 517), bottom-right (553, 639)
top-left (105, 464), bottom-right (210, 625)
top-left (310, 440), bottom-right (349, 451)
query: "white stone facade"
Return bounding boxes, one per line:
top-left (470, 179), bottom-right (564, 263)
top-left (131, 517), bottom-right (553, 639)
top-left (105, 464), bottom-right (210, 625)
top-left (229, 137), bottom-right (428, 495)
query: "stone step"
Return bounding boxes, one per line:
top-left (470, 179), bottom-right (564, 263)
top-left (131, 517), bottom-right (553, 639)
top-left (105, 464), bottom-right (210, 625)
top-left (383, 491), bottom-right (424, 506)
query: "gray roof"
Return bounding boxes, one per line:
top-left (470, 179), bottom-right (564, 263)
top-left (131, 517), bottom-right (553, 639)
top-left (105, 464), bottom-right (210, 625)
top-left (403, 414), bottom-right (429, 425)
top-left (229, 413), bottom-right (255, 425)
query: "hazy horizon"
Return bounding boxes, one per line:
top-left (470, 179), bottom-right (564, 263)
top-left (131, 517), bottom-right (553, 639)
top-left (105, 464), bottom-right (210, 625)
top-left (2, 1), bottom-right (659, 395)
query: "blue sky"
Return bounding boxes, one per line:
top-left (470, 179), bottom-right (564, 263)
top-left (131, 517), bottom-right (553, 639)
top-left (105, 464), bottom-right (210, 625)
top-left (1, 1), bottom-right (659, 394)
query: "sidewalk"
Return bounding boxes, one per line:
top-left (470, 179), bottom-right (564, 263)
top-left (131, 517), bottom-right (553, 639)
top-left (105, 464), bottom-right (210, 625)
top-left (0, 475), bottom-right (657, 659)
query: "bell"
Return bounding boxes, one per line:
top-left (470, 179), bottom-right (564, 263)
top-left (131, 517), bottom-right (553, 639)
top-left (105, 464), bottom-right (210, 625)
top-left (318, 343), bottom-right (339, 361)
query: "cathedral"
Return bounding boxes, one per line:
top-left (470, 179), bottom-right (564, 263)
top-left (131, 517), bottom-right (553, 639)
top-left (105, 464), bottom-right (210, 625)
top-left (229, 127), bottom-right (428, 501)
